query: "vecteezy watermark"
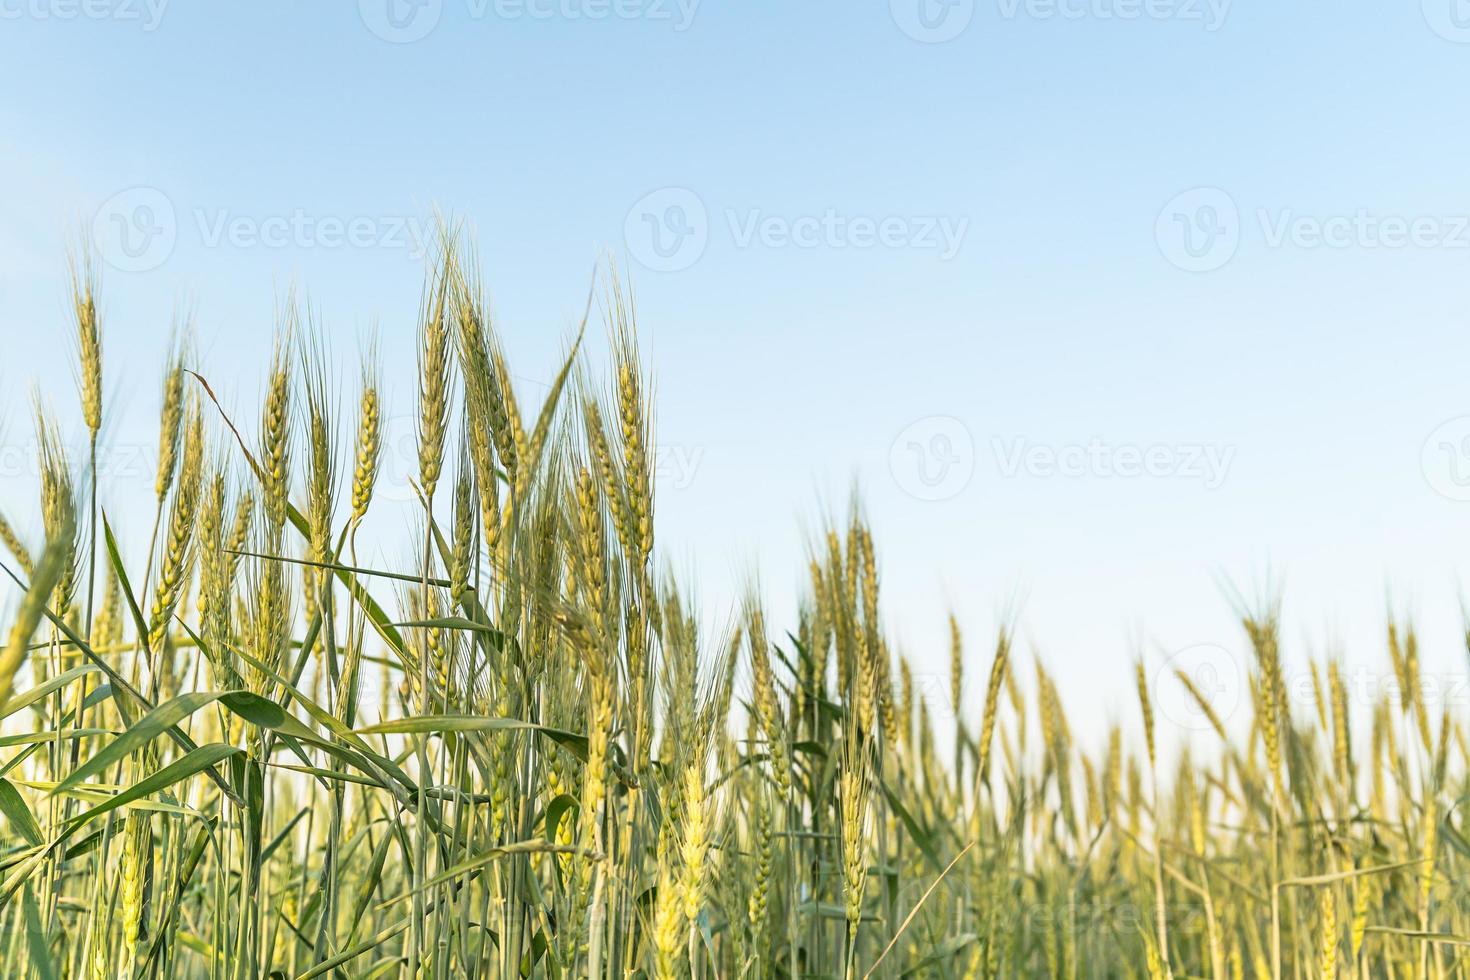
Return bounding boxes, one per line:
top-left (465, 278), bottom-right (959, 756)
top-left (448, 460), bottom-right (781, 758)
top-left (624, 188), bottom-right (709, 273)
top-left (358, 0), bottom-right (697, 42)
top-left (890, 0), bottom-right (1227, 41)
top-left (92, 187), bottom-right (178, 273)
top-left (193, 210), bottom-right (433, 256)
top-left (1329, 668), bottom-right (1470, 712)
top-left (651, 443), bottom-right (704, 491)
top-left (994, 900), bottom-right (1218, 937)
top-left (1256, 210), bottom-right (1470, 251)
top-left (890, 0), bottom-right (974, 42)
top-left (726, 210), bottom-right (968, 260)
top-left (0, 437), bottom-right (155, 485)
top-left (359, 0), bottom-right (442, 41)
top-left (907, 671), bottom-right (966, 720)
top-left (374, 410), bottom-right (706, 504)
top-left (1422, 0), bottom-right (1470, 42)
top-left (1422, 416), bottom-right (1470, 501)
top-left (1154, 643), bottom-right (1243, 731)
top-left (0, 0), bottom-right (168, 29)
top-left (889, 416), bottom-right (975, 502)
top-left (376, 413), bottom-right (424, 504)
top-left (1156, 643), bottom-right (1470, 729)
top-left (91, 186), bottom-right (434, 273)
top-left (625, 187), bottom-right (970, 272)
top-left (1155, 187), bottom-right (1240, 273)
top-left (991, 437), bottom-right (1235, 489)
top-left (1157, 186), bottom-right (1470, 273)
top-left (889, 425), bottom-right (1229, 499)
top-left (997, 0), bottom-right (1229, 29)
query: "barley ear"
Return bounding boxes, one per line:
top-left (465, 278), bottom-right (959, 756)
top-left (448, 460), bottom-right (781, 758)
top-left (350, 340), bottom-right (383, 524)
top-left (71, 255), bottom-right (103, 437)
top-left (0, 508), bottom-right (74, 710)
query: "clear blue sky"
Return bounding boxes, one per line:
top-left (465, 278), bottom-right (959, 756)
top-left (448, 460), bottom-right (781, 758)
top-left (4, 1), bottom-right (1470, 744)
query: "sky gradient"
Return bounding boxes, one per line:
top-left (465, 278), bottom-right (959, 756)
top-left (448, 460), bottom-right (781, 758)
top-left (4, 0), bottom-right (1470, 742)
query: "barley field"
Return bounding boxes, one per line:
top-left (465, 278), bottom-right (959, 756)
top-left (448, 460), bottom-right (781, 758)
top-left (0, 247), bottom-right (1464, 979)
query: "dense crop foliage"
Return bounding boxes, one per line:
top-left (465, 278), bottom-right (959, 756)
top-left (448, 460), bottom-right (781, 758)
top-left (0, 246), bottom-right (1466, 978)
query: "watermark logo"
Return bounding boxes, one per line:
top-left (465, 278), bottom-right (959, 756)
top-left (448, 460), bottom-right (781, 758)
top-left (1154, 643), bottom-right (1242, 732)
top-left (360, 0), bottom-right (443, 42)
top-left (997, 0), bottom-right (1229, 30)
top-left (908, 671), bottom-right (963, 720)
top-left (1423, 0), bottom-right (1470, 42)
top-left (1256, 209), bottom-right (1470, 251)
top-left (193, 209), bottom-right (433, 255)
top-left (487, 0), bottom-right (699, 28)
top-left (889, 416), bottom-right (975, 501)
top-left (373, 413), bottom-right (701, 502)
top-left (726, 209), bottom-right (968, 259)
top-left (92, 187), bottom-right (435, 272)
top-left (377, 413), bottom-right (426, 504)
top-left (890, 0), bottom-right (974, 42)
top-left (1158, 188), bottom-right (1470, 272)
top-left (360, 0), bottom-right (697, 41)
top-left (652, 443), bottom-right (704, 490)
top-left (625, 188), bottom-right (708, 272)
top-left (92, 186), bottom-right (178, 273)
top-left (1422, 416), bottom-right (1470, 501)
top-left (1156, 187), bottom-right (1239, 273)
top-left (0, 437), bottom-right (154, 486)
top-left (992, 437), bottom-right (1234, 489)
top-left (0, 0), bottom-right (169, 29)
top-left (624, 187), bottom-right (970, 272)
